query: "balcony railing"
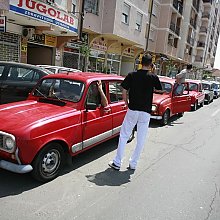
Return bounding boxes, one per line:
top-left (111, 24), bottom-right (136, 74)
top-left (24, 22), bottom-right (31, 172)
top-left (192, 0), bottom-right (200, 12)
top-left (170, 22), bottom-right (176, 32)
top-left (175, 26), bottom-right (180, 36)
top-left (173, 0), bottom-right (183, 15)
top-left (190, 19), bottom-right (197, 29)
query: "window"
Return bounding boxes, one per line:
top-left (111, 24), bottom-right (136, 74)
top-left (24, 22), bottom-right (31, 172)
top-left (86, 82), bottom-right (102, 106)
top-left (122, 3), bottom-right (130, 24)
top-left (72, 0), bottom-right (77, 14)
top-left (84, 0), bottom-right (99, 15)
top-left (149, 28), bottom-right (156, 41)
top-left (152, 3), bottom-right (159, 17)
top-left (136, 12), bottom-right (143, 31)
top-left (109, 82), bottom-right (123, 103)
top-left (0, 65), bottom-right (5, 77)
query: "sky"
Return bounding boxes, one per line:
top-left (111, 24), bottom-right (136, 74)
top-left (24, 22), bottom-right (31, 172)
top-left (214, 38), bottom-right (220, 69)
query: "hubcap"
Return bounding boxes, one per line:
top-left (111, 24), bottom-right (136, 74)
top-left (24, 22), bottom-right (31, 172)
top-left (41, 149), bottom-right (60, 175)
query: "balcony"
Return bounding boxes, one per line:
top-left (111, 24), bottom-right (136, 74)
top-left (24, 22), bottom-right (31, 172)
top-left (195, 55), bottom-right (203, 62)
top-left (192, 0), bottom-right (200, 12)
top-left (173, 0), bottom-right (183, 15)
top-left (175, 26), bottom-right (180, 36)
top-left (203, 0), bottom-right (213, 4)
top-left (202, 12), bottom-right (210, 19)
top-left (187, 36), bottom-right (195, 46)
top-left (190, 19), bottom-right (197, 29)
top-left (200, 26), bottom-right (208, 33)
top-left (197, 41), bottom-right (205, 48)
top-left (170, 22), bottom-right (176, 33)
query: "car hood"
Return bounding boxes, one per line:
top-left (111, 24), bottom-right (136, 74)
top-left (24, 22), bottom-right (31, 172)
top-left (153, 93), bottom-right (170, 104)
top-left (0, 100), bottom-right (77, 133)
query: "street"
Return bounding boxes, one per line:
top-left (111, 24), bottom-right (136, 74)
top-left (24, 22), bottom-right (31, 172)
top-left (0, 99), bottom-right (220, 220)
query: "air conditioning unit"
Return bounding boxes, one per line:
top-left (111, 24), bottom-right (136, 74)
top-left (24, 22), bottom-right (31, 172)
top-left (22, 28), bottom-right (35, 39)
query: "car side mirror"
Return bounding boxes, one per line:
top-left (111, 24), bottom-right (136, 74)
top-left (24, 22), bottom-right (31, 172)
top-left (86, 102), bottom-right (97, 111)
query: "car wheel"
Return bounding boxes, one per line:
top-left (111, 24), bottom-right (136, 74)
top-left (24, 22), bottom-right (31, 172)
top-left (192, 101), bottom-right (198, 111)
top-left (160, 109), bottom-right (170, 126)
top-left (200, 101), bottom-right (204, 107)
top-left (31, 143), bottom-right (64, 182)
top-left (127, 127), bottom-right (135, 143)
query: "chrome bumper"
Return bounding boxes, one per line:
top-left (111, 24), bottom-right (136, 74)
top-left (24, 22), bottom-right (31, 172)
top-left (0, 159), bottom-right (33, 174)
top-left (151, 115), bottom-right (162, 120)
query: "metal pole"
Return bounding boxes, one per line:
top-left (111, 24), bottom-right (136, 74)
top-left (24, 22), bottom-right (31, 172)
top-left (78, 0), bottom-right (85, 41)
top-left (145, 0), bottom-right (154, 52)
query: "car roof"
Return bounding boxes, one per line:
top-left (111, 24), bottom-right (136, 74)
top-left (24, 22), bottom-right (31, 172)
top-left (37, 65), bottom-right (81, 72)
top-left (186, 79), bottom-right (202, 84)
top-left (0, 61), bottom-right (46, 70)
top-left (202, 80), bottom-right (213, 85)
top-left (42, 72), bottom-right (124, 82)
top-left (158, 76), bottom-right (175, 84)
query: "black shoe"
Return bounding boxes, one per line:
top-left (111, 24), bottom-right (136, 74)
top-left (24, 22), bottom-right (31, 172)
top-left (108, 161), bottom-right (120, 170)
top-left (127, 165), bottom-right (136, 170)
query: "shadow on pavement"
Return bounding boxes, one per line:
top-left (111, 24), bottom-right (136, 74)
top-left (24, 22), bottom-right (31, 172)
top-left (86, 168), bottom-right (134, 186)
top-left (0, 137), bottom-right (119, 198)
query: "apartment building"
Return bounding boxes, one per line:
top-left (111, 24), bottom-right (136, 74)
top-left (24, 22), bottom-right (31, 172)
top-left (147, 0), bottom-right (220, 77)
top-left (63, 0), bottom-right (149, 75)
top-left (0, 0), bottom-right (79, 65)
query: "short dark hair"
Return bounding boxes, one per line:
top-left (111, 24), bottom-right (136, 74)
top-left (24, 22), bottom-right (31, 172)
top-left (141, 54), bottom-right (152, 66)
top-left (187, 64), bottom-right (192, 70)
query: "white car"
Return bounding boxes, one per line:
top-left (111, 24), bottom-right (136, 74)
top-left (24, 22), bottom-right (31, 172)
top-left (37, 65), bottom-right (81, 74)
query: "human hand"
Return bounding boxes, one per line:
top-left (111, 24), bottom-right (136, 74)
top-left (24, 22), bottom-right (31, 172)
top-left (97, 80), bottom-right (102, 91)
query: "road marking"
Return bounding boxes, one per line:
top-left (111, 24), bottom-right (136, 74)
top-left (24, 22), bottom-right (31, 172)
top-left (211, 109), bottom-right (220, 117)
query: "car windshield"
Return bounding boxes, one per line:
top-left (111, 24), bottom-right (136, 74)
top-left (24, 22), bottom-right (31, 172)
top-left (188, 83), bottom-right (198, 91)
top-left (33, 78), bottom-right (85, 102)
top-left (44, 68), bottom-right (56, 73)
top-left (213, 83), bottom-right (220, 89)
top-left (202, 83), bottom-right (210, 90)
top-left (161, 82), bottom-right (172, 93)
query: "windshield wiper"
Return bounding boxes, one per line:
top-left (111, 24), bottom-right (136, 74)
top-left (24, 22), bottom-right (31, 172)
top-left (35, 88), bottom-right (48, 99)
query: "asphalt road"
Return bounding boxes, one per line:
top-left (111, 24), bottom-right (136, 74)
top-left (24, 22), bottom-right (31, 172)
top-left (0, 99), bottom-right (220, 220)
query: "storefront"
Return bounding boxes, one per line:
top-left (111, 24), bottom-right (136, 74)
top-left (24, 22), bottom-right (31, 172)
top-left (121, 47), bottom-right (135, 76)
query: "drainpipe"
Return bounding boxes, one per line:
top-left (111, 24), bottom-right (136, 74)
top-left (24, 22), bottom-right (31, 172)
top-left (78, 0), bottom-right (85, 41)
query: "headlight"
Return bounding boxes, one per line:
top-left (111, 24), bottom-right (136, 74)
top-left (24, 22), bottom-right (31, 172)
top-left (1, 134), bottom-right (16, 153)
top-left (151, 105), bottom-right (157, 112)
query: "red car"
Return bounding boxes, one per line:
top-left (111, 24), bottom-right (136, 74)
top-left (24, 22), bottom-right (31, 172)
top-left (151, 76), bottom-right (191, 125)
top-left (186, 79), bottom-right (205, 111)
top-left (0, 72), bottom-right (133, 182)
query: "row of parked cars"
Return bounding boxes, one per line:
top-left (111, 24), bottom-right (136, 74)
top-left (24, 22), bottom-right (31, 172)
top-left (0, 61), bottom-right (219, 182)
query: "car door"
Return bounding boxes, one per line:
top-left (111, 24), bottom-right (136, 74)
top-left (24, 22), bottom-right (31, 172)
top-left (0, 64), bottom-right (7, 104)
top-left (108, 80), bottom-right (127, 135)
top-left (82, 81), bottom-right (113, 149)
top-left (0, 65), bottom-right (44, 104)
top-left (172, 83), bottom-right (191, 114)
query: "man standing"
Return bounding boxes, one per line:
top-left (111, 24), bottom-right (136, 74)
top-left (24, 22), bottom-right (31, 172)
top-left (109, 54), bottom-right (163, 170)
top-left (176, 64), bottom-right (193, 84)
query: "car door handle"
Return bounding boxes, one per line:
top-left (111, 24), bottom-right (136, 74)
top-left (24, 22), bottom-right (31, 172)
top-left (104, 108), bottom-right (111, 113)
top-left (121, 105), bottom-right (127, 109)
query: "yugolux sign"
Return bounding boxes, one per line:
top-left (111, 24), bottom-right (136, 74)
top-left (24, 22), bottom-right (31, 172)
top-left (10, 0), bottom-right (78, 33)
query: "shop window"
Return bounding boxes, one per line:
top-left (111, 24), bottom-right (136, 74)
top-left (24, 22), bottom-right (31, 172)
top-left (109, 82), bottom-right (123, 103)
top-left (0, 65), bottom-right (4, 77)
top-left (136, 12), bottom-right (143, 31)
top-left (84, 0), bottom-right (99, 15)
top-left (107, 53), bottom-right (121, 74)
top-left (55, 0), bottom-right (67, 10)
top-left (122, 3), bottom-right (130, 24)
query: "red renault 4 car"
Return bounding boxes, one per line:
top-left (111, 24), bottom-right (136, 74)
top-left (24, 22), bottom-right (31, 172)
top-left (151, 76), bottom-right (191, 125)
top-left (0, 72), bottom-right (133, 182)
top-left (186, 79), bottom-right (205, 111)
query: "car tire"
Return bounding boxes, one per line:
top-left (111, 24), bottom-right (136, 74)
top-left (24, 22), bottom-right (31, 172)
top-left (31, 143), bottom-right (64, 182)
top-left (160, 109), bottom-right (170, 126)
top-left (192, 101), bottom-right (198, 111)
top-left (200, 100), bottom-right (204, 107)
top-left (127, 127), bottom-right (135, 143)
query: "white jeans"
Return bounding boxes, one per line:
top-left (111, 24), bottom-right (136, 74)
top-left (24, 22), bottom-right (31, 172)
top-left (113, 109), bottom-right (151, 168)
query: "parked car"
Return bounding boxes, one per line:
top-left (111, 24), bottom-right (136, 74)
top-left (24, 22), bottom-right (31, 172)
top-left (186, 79), bottom-right (205, 111)
top-left (210, 81), bottom-right (220, 98)
top-left (202, 81), bottom-right (214, 104)
top-left (0, 61), bottom-right (52, 104)
top-left (0, 72), bottom-right (134, 182)
top-left (37, 65), bottom-right (81, 74)
top-left (151, 76), bottom-right (191, 125)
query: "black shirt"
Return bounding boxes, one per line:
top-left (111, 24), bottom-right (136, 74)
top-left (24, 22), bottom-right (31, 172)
top-left (121, 69), bottom-right (162, 113)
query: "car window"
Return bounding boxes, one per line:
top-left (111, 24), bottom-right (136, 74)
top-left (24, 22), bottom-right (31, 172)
top-left (109, 81), bottom-right (123, 103)
top-left (6, 67), bottom-right (39, 82)
top-left (188, 83), bottom-right (198, 91)
top-left (202, 83), bottom-right (210, 90)
top-left (0, 65), bottom-right (5, 77)
top-left (33, 78), bottom-right (84, 102)
top-left (161, 82), bottom-right (172, 93)
top-left (86, 82), bottom-right (102, 106)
